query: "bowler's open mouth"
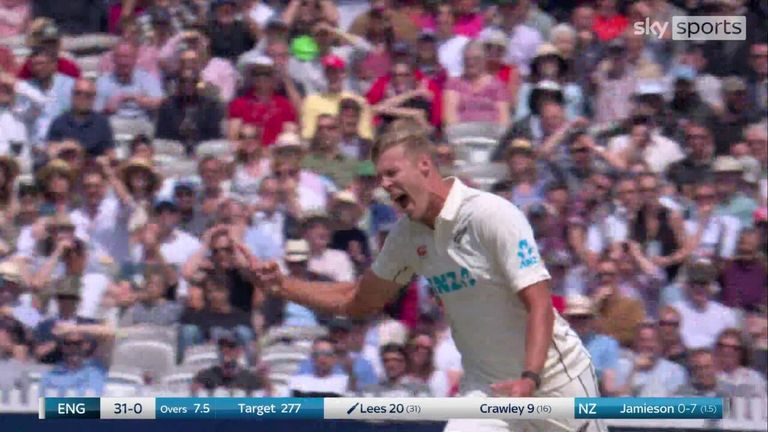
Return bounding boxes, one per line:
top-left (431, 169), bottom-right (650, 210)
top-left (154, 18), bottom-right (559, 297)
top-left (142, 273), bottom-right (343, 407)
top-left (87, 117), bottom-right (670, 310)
top-left (392, 192), bottom-right (410, 210)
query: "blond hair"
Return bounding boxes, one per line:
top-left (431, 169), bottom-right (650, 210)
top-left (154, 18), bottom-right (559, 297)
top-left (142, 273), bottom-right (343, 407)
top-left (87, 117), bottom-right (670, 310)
top-left (370, 119), bottom-right (434, 163)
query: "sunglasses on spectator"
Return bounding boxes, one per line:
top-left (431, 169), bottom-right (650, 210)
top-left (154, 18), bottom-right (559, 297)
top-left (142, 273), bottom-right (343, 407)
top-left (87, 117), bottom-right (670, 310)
top-left (570, 147), bottom-right (589, 153)
top-left (317, 124), bottom-right (339, 131)
top-left (275, 168), bottom-right (299, 178)
top-left (410, 344), bottom-right (433, 351)
top-left (74, 90), bottom-right (96, 97)
top-left (382, 355), bottom-right (405, 363)
top-left (312, 350), bottom-right (335, 357)
top-left (598, 271), bottom-right (617, 278)
top-left (695, 193), bottom-right (716, 201)
top-left (659, 320), bottom-right (679, 327)
top-left (685, 133), bottom-right (708, 140)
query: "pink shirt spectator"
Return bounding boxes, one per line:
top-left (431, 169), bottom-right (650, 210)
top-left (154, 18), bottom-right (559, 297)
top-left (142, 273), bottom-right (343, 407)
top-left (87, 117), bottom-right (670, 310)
top-left (98, 44), bottom-right (162, 78)
top-left (109, 3), bottom-right (146, 34)
top-left (200, 58), bottom-right (238, 103)
top-left (445, 76), bottom-right (508, 123)
top-left (0, 0), bottom-right (30, 38)
top-left (453, 13), bottom-right (484, 38)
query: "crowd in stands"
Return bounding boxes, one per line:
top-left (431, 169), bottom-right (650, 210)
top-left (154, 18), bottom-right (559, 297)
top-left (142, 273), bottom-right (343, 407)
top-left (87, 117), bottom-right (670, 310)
top-left (0, 0), bottom-right (766, 401)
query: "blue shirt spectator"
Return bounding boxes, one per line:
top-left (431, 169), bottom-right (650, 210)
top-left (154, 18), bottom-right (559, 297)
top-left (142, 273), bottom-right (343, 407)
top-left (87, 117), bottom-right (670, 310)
top-left (21, 49), bottom-right (74, 146)
top-left (39, 332), bottom-right (106, 397)
top-left (48, 79), bottom-right (114, 157)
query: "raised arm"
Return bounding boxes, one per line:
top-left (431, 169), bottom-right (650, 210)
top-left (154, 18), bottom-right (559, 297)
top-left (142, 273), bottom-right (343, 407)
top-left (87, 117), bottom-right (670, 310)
top-left (259, 265), bottom-right (402, 318)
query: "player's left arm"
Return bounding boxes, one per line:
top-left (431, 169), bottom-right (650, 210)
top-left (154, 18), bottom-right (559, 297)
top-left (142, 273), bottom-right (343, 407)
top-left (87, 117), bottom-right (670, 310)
top-left (518, 279), bottom-right (555, 384)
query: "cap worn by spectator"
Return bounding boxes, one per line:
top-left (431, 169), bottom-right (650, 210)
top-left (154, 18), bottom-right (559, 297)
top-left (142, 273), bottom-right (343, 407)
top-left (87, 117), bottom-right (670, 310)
top-left (174, 180), bottom-right (197, 195)
top-left (505, 138), bottom-right (534, 157)
top-left (284, 239), bottom-right (310, 263)
top-left (266, 19), bottom-right (289, 33)
top-left (606, 37), bottom-right (626, 51)
top-left (47, 213), bottom-right (76, 232)
top-left (479, 28), bottom-right (508, 49)
top-left (721, 76), bottom-right (747, 93)
top-left (563, 296), bottom-right (595, 317)
top-left (212, 0), bottom-right (237, 9)
top-left (249, 55), bottom-right (275, 69)
top-left (291, 36), bottom-right (319, 62)
top-left (712, 156), bottom-right (743, 174)
top-left (0, 260), bottom-right (23, 285)
top-left (529, 80), bottom-right (564, 112)
top-left (634, 78), bottom-right (667, 96)
top-left (302, 211), bottom-right (331, 229)
top-left (38, 22), bottom-right (60, 43)
top-left (357, 161), bottom-right (377, 178)
top-left (55, 276), bottom-right (82, 300)
top-left (150, 7), bottom-right (172, 25)
top-left (392, 42), bottom-right (412, 57)
top-left (321, 54), bottom-right (346, 70)
top-left (754, 207), bottom-right (768, 225)
top-left (0, 156), bottom-right (20, 180)
top-left (272, 131), bottom-right (305, 151)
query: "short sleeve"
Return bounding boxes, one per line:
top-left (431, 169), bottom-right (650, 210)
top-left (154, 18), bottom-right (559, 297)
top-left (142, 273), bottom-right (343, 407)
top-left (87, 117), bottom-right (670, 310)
top-left (228, 98), bottom-right (246, 119)
top-left (491, 79), bottom-right (509, 103)
top-left (370, 219), bottom-right (416, 286)
top-left (474, 196), bottom-right (550, 291)
top-left (444, 78), bottom-right (463, 93)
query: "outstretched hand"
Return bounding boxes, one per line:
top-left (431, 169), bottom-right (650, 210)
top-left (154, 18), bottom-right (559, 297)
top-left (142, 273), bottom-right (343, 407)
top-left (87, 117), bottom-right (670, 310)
top-left (490, 378), bottom-right (536, 397)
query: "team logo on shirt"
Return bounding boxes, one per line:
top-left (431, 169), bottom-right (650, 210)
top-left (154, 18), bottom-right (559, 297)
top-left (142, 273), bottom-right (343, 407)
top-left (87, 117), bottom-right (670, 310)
top-left (517, 239), bottom-right (539, 269)
top-left (427, 267), bottom-right (477, 295)
top-left (417, 245), bottom-right (428, 257)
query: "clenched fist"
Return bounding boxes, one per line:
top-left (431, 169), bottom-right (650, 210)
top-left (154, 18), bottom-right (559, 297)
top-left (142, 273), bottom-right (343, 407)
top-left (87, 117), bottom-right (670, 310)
top-left (255, 261), bottom-right (285, 296)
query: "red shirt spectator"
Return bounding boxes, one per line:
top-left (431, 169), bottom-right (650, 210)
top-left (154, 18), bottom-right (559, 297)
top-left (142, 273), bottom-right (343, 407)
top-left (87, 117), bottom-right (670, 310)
top-left (228, 92), bottom-right (297, 147)
top-left (0, 44), bottom-right (16, 74)
top-left (593, 13), bottom-right (628, 41)
top-left (18, 57), bottom-right (80, 79)
top-left (365, 69), bottom-right (442, 128)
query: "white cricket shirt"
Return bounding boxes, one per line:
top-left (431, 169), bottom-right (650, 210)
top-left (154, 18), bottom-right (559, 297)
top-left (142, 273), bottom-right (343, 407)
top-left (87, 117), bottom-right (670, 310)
top-left (372, 179), bottom-right (591, 393)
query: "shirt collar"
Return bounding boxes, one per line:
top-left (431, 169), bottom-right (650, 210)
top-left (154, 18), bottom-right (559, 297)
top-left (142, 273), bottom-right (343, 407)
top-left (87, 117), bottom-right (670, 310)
top-left (436, 177), bottom-right (465, 224)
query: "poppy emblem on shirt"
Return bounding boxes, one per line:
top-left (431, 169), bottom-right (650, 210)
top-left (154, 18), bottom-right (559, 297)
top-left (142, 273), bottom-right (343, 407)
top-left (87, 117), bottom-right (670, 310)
top-left (417, 245), bottom-right (428, 257)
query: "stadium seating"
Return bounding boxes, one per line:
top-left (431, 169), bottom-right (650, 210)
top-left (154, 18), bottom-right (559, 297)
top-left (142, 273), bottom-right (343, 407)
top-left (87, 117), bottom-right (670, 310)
top-left (111, 340), bottom-right (175, 383)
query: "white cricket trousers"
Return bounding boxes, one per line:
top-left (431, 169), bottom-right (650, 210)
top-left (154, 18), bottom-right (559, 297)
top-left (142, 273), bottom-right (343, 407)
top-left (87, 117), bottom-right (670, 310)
top-left (442, 365), bottom-right (607, 432)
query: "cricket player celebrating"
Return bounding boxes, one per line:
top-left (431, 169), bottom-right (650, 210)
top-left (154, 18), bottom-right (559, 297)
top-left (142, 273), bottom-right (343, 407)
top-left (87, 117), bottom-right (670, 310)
top-left (257, 120), bottom-right (604, 432)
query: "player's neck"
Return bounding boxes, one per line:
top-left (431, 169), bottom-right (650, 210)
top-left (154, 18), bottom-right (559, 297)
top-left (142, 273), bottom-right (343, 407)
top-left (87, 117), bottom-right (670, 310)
top-left (418, 178), bottom-right (453, 229)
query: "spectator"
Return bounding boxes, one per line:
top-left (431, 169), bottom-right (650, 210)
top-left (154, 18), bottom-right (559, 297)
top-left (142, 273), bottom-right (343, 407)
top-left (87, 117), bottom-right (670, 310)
top-left (361, 343), bottom-right (430, 397)
top-left (300, 213), bottom-right (355, 283)
top-left (586, 176), bottom-right (642, 260)
top-left (667, 66), bottom-right (716, 134)
top-left (657, 306), bottom-right (687, 366)
top-left (616, 323), bottom-right (688, 397)
top-left (330, 191), bottom-right (371, 276)
top-left (230, 125), bottom-right (270, 205)
top-left (0, 259), bottom-right (40, 330)
top-left (496, 0), bottom-right (543, 77)
top-left (155, 67), bottom-right (223, 147)
top-left (405, 331), bottom-right (451, 397)
top-left (183, 224), bottom-right (260, 314)
top-left (95, 41), bottom-right (164, 123)
top-left (282, 0), bottom-right (339, 38)
top-left (206, 0), bottom-right (256, 63)
top-left (515, 44), bottom-right (584, 121)
top-left (301, 55), bottom-right (373, 141)
top-left (719, 229), bottom-right (767, 310)
top-left (39, 330), bottom-right (106, 396)
top-left (97, 15), bottom-right (164, 79)
top-left (191, 333), bottom-right (269, 396)
top-left (744, 308), bottom-right (768, 375)
top-left (227, 56), bottom-right (297, 146)
top-left (30, 159), bottom-right (74, 217)
top-left (0, 72), bottom-right (43, 174)
top-left (714, 328), bottom-right (767, 398)
top-left (672, 258), bottom-right (740, 350)
top-left (592, 0), bottom-right (627, 42)
top-left (178, 273), bottom-right (254, 360)
top-left (32, 0), bottom-right (104, 35)
top-left (369, 60), bottom-right (435, 130)
top-left (434, 3), bottom-right (470, 79)
top-left (675, 349), bottom-right (730, 397)
top-left (338, 98), bottom-right (374, 161)
top-left (301, 114), bottom-right (361, 190)
top-left (563, 296), bottom-right (620, 395)
top-left (711, 77), bottom-right (762, 155)
top-left (413, 29), bottom-right (448, 88)
top-left (501, 138), bottom-right (549, 211)
top-left (606, 108), bottom-right (684, 174)
top-left (746, 42), bottom-right (767, 114)
top-left (443, 41), bottom-right (510, 127)
top-left (348, 0), bottom-right (418, 44)
top-left (712, 156), bottom-right (758, 228)
top-left (119, 266), bottom-right (182, 327)
top-left (591, 256), bottom-right (646, 347)
top-left (130, 200), bottom-right (201, 298)
top-left (683, 182), bottom-right (742, 261)
top-left (17, 19), bottom-right (81, 79)
top-left (171, 182), bottom-right (206, 238)
top-left (32, 276), bottom-right (103, 365)
top-left (479, 28), bottom-right (519, 102)
top-left (289, 336), bottom-right (350, 397)
top-left (0, 0), bottom-right (30, 38)
top-left (47, 79), bottom-right (115, 158)
top-left (667, 123), bottom-right (716, 193)
top-left (244, 174), bottom-right (300, 258)
top-left (496, 94), bottom-right (568, 157)
top-left (270, 239), bottom-right (330, 327)
top-left (22, 47), bottom-right (74, 148)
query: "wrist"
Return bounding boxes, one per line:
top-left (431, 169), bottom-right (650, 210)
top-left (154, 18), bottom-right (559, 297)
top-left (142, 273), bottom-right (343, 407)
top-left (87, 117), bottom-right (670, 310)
top-left (520, 370), bottom-right (541, 390)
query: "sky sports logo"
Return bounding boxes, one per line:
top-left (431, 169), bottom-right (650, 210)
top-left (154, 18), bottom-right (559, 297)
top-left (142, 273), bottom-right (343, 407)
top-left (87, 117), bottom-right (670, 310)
top-left (633, 16), bottom-right (746, 40)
